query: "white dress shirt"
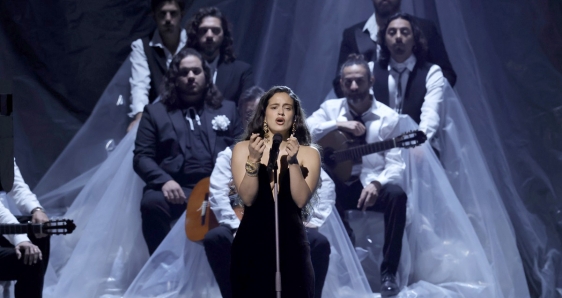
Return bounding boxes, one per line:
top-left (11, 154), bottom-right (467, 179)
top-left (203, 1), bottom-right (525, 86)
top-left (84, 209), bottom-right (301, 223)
top-left (0, 160), bottom-right (43, 246)
top-left (306, 98), bottom-right (405, 187)
top-left (388, 55), bottom-right (444, 140)
top-left (363, 13), bottom-right (381, 57)
top-left (209, 147), bottom-right (336, 230)
top-left (129, 29), bottom-right (188, 117)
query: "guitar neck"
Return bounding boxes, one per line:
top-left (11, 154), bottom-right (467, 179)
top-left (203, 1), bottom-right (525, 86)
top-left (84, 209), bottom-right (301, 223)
top-left (0, 223), bottom-right (40, 235)
top-left (333, 139), bottom-right (396, 162)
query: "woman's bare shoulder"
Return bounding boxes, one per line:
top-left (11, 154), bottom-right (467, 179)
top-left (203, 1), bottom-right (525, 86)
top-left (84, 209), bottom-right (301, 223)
top-left (233, 141), bottom-right (249, 155)
top-left (299, 145), bottom-right (320, 159)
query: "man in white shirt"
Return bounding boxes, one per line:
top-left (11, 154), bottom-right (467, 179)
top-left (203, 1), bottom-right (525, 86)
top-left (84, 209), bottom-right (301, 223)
top-left (203, 87), bottom-right (334, 298)
top-left (373, 13), bottom-right (444, 143)
top-left (307, 54), bottom-right (406, 297)
top-left (127, 0), bottom-right (188, 131)
top-left (333, 0), bottom-right (455, 98)
top-left (0, 161), bottom-right (50, 298)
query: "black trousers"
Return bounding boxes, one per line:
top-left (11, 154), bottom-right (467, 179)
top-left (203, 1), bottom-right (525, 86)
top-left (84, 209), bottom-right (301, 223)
top-left (335, 179), bottom-right (407, 276)
top-left (0, 218), bottom-right (50, 298)
top-left (140, 187), bottom-right (190, 255)
top-left (204, 225), bottom-right (331, 298)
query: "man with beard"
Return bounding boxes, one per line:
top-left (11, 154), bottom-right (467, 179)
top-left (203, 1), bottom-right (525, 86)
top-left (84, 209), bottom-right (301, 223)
top-left (127, 0), bottom-right (188, 132)
top-left (186, 6), bottom-right (254, 105)
top-left (133, 48), bottom-right (243, 254)
top-left (307, 54), bottom-right (407, 297)
top-left (333, 0), bottom-right (455, 97)
top-left (374, 13), bottom-right (444, 144)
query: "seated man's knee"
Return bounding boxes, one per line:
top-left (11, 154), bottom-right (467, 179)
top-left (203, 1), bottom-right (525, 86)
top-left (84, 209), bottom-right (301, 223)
top-left (203, 226), bottom-right (233, 249)
top-left (140, 190), bottom-right (167, 214)
top-left (385, 184), bottom-right (407, 205)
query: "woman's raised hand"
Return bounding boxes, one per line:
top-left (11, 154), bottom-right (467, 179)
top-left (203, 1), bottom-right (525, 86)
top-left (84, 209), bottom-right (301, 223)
top-left (286, 134), bottom-right (299, 164)
top-left (248, 133), bottom-right (265, 162)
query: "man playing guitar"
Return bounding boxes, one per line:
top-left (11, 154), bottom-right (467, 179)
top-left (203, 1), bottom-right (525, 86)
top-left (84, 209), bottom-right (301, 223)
top-left (306, 54), bottom-right (407, 297)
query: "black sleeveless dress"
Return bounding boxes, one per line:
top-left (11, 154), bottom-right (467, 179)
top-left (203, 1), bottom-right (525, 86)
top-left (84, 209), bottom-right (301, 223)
top-left (231, 164), bottom-right (315, 298)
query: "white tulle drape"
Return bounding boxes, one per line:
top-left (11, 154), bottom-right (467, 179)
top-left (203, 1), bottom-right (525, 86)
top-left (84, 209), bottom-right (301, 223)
top-left (28, 0), bottom-right (556, 297)
top-left (40, 85), bottom-right (528, 298)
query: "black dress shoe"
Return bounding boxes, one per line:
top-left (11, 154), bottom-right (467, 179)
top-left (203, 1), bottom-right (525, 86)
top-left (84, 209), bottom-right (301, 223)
top-left (381, 273), bottom-right (400, 297)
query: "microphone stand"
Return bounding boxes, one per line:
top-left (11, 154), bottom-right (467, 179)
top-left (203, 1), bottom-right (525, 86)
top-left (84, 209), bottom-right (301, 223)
top-left (271, 153), bottom-right (282, 298)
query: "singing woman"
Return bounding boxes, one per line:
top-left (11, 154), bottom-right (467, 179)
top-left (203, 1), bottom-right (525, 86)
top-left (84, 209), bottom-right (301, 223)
top-left (230, 86), bottom-right (320, 297)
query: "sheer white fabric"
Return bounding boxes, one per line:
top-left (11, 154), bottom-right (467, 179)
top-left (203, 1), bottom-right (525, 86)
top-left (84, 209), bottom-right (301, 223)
top-left (42, 121), bottom-right (372, 297)
top-left (30, 0), bottom-right (557, 296)
top-left (33, 59), bottom-right (132, 215)
top-left (437, 82), bottom-right (529, 297)
top-left (124, 209), bottom-right (373, 298)
top-left (429, 1), bottom-right (562, 295)
top-left (44, 126), bottom-right (149, 298)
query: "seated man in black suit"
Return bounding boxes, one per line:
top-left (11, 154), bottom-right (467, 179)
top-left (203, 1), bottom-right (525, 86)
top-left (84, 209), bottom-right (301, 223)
top-left (186, 6), bottom-right (254, 105)
top-left (333, 0), bottom-right (455, 97)
top-left (133, 47), bottom-right (243, 255)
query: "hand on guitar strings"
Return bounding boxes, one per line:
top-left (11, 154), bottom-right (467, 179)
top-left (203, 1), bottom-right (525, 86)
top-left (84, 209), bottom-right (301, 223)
top-left (248, 133), bottom-right (265, 163)
top-left (357, 181), bottom-right (382, 211)
top-left (15, 241), bottom-right (43, 265)
top-left (162, 180), bottom-right (187, 204)
top-left (337, 121), bottom-right (366, 137)
top-left (286, 134), bottom-right (299, 164)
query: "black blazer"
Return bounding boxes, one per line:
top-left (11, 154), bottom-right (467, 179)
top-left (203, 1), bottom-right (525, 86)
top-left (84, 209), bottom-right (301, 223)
top-left (215, 60), bottom-right (254, 105)
top-left (333, 16), bottom-right (456, 97)
top-left (133, 100), bottom-right (243, 189)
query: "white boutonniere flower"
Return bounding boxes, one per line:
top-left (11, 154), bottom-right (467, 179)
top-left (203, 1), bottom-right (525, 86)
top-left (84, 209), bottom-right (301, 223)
top-left (212, 115), bottom-right (231, 131)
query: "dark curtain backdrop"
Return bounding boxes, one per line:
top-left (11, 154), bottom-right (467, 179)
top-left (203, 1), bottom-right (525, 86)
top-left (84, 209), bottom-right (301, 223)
top-left (1, 0), bottom-right (562, 295)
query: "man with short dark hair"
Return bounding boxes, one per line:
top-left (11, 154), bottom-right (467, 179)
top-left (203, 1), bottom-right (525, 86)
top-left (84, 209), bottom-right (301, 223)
top-left (308, 54), bottom-right (407, 297)
top-left (128, 0), bottom-right (188, 131)
top-left (186, 7), bottom-right (254, 105)
top-left (333, 0), bottom-right (455, 97)
top-left (133, 47), bottom-right (243, 254)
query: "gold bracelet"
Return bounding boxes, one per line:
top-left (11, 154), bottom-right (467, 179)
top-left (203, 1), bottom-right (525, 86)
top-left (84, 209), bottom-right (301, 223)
top-left (245, 158), bottom-right (259, 176)
top-left (245, 170), bottom-right (258, 177)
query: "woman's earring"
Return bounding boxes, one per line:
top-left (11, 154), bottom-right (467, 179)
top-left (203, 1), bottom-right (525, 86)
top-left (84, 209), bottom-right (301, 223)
top-left (292, 121), bottom-right (296, 136)
top-left (263, 120), bottom-right (270, 141)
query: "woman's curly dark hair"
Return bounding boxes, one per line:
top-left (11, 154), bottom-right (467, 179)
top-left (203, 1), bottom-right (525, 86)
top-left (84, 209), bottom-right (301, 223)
top-left (377, 13), bottom-right (428, 66)
top-left (160, 47), bottom-right (223, 110)
top-left (242, 86), bottom-right (311, 146)
top-left (186, 6), bottom-right (236, 64)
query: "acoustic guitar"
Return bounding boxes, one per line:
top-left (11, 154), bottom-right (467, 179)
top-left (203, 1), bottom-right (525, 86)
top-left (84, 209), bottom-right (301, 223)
top-left (185, 177), bottom-right (244, 242)
top-left (0, 219), bottom-right (76, 235)
top-left (318, 130), bottom-right (427, 183)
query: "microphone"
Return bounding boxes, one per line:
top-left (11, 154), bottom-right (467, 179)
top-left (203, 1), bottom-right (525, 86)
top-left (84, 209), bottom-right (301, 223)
top-left (267, 133), bottom-right (283, 172)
